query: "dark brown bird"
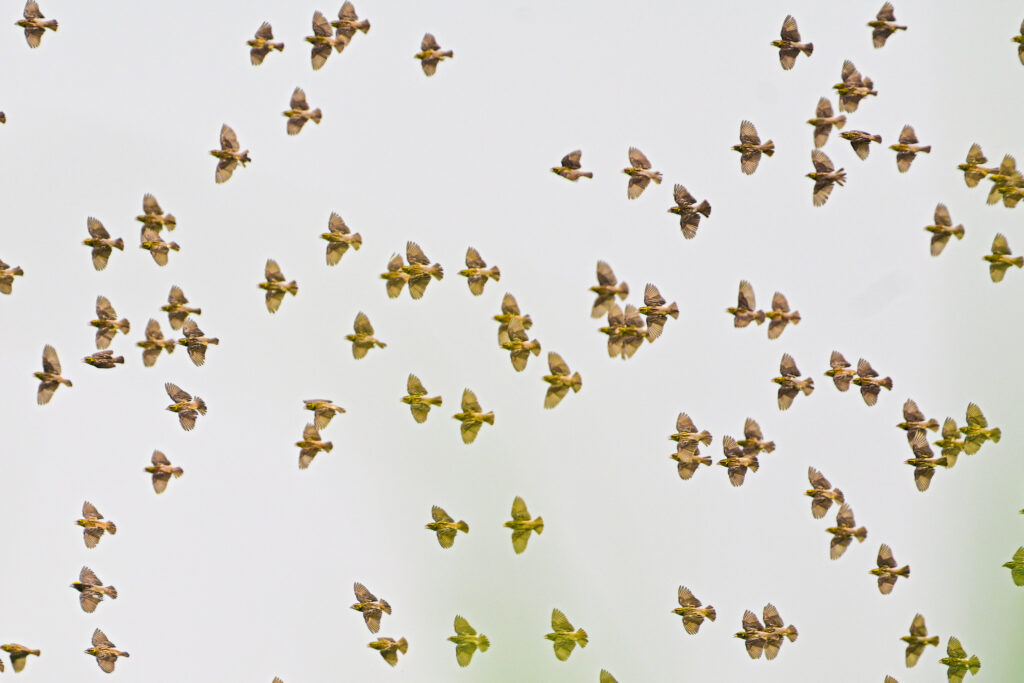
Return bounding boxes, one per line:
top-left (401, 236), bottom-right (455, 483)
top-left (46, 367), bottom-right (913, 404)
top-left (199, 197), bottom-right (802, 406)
top-left (868, 3), bottom-right (907, 48)
top-left (807, 97), bottom-right (846, 148)
top-left (668, 184), bottom-right (711, 239)
top-left (851, 358), bottom-right (892, 406)
top-left (771, 15), bottom-right (813, 70)
top-left (732, 120), bottom-right (774, 174)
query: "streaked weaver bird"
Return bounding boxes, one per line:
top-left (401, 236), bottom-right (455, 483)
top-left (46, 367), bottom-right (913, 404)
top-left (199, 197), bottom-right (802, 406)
top-left (825, 351), bottom-right (856, 392)
top-left (322, 212), bottom-right (362, 266)
top-left (668, 183), bottom-right (711, 239)
top-left (1002, 547), bottom-right (1024, 586)
top-left (402, 373), bottom-right (442, 423)
top-left (718, 436), bottom-right (759, 487)
top-left (807, 97), bottom-right (845, 148)
top-left (672, 585), bottom-right (716, 634)
top-left (997, 184), bottom-right (1024, 208)
top-left (283, 87), bottom-right (322, 135)
top-left (91, 295), bottom-right (130, 349)
top-left (773, 353), bottom-right (814, 410)
top-left (925, 203), bottom-right (964, 256)
top-left (960, 402), bottom-right (1001, 454)
top-left (639, 283), bottom-right (678, 341)
top-left (761, 603), bottom-right (798, 659)
top-left (590, 260), bottom-right (629, 318)
top-left (381, 253), bottom-right (410, 298)
top-left (737, 417), bottom-right (774, 455)
top-left (346, 312), bottom-right (386, 359)
top-left (449, 615), bottom-right (489, 667)
top-left (177, 318), bottom-right (219, 366)
top-left (303, 399), bottom-right (346, 429)
top-left (733, 609), bottom-right (780, 660)
top-left (494, 293), bottom-right (533, 345)
top-left (248, 22), bottom-right (284, 65)
top-left (165, 382), bottom-right (207, 431)
top-left (368, 637), bottom-right (407, 667)
top-left (162, 285), bottom-right (201, 330)
top-left (459, 247), bottom-right (500, 295)
top-left (901, 613), bottom-right (939, 667)
top-left (985, 233), bottom-right (1023, 282)
top-left (805, 466), bottom-right (844, 519)
top-left (852, 358), bottom-right (892, 406)
top-left (0, 257), bottom-right (23, 294)
top-left (905, 432), bottom-right (952, 492)
top-left (136, 193), bottom-right (176, 231)
top-left (71, 566), bottom-right (117, 613)
top-left (771, 15), bottom-right (813, 70)
top-left (17, 1), bottom-right (56, 49)
top-left (934, 417), bottom-right (966, 458)
top-left (426, 505), bottom-right (469, 548)
top-left (1, 643), bottom-right (40, 672)
top-left (551, 150), bottom-right (593, 181)
top-left (890, 125), bottom-right (930, 172)
top-left (145, 450), bottom-right (183, 494)
top-left (306, 11), bottom-right (345, 70)
top-left (77, 501), bottom-right (117, 549)
top-left (35, 344), bottom-right (71, 404)
top-left (545, 609), bottom-right (588, 661)
top-left (732, 120), bottom-right (774, 174)
top-left (825, 503), bottom-right (867, 559)
top-left (670, 412), bottom-right (713, 453)
top-left (898, 398), bottom-right (939, 442)
top-left (623, 147), bottom-right (662, 199)
top-left (352, 582), bottom-right (391, 633)
top-left (840, 130), bottom-right (882, 160)
top-left (296, 423), bottom-right (333, 469)
top-left (606, 304), bottom-right (648, 360)
top-left (726, 280), bottom-right (765, 328)
top-left (332, 2), bottom-right (370, 49)
top-left (958, 143), bottom-right (994, 188)
top-left (453, 388), bottom-right (493, 444)
top-left (940, 637), bottom-right (981, 683)
top-left (871, 543), bottom-right (910, 594)
top-left (83, 350), bottom-right (124, 369)
top-left (259, 259), bottom-right (298, 312)
top-left (504, 496), bottom-right (544, 554)
top-left (210, 124), bottom-right (250, 183)
top-left (807, 149), bottom-right (846, 206)
top-left (83, 217), bottom-right (124, 271)
top-left (672, 443), bottom-right (712, 480)
top-left (833, 60), bottom-right (877, 112)
top-left (501, 318), bottom-right (542, 371)
top-left (542, 352), bottom-right (582, 409)
top-left (868, 3), bottom-right (907, 48)
top-left (415, 33), bottom-right (452, 76)
top-left (140, 226), bottom-right (180, 266)
top-left (765, 292), bottom-right (800, 339)
top-left (402, 241), bottom-right (443, 299)
top-left (985, 155), bottom-right (1022, 205)
top-left (85, 628), bottom-right (129, 673)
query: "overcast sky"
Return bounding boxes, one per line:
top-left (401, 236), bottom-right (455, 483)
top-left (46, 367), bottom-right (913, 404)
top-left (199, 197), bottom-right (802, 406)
top-left (1, 0), bottom-right (1023, 681)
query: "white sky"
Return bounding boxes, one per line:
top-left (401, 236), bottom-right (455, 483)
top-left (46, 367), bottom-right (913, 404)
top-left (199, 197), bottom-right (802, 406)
top-left (1, 0), bottom-right (1023, 681)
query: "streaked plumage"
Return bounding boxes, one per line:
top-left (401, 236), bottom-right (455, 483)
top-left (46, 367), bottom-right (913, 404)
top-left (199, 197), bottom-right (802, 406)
top-left (140, 226), bottom-right (180, 266)
top-left (599, 303), bottom-right (648, 360)
top-left (17, 1), bottom-right (57, 49)
top-left (368, 637), bottom-right (407, 667)
top-left (248, 22), bottom-right (284, 65)
top-left (958, 143), bottom-right (993, 188)
top-left (90, 295), bottom-right (130, 349)
top-left (402, 241), bottom-right (444, 299)
top-left (890, 125), bottom-right (930, 172)
top-left (259, 259), bottom-right (298, 313)
top-left (765, 292), bottom-right (800, 339)
top-left (177, 318), bottom-right (219, 366)
top-left (771, 15), bottom-right (813, 70)
top-left (501, 318), bottom-right (542, 371)
top-left (306, 11), bottom-right (346, 70)
top-left (825, 503), bottom-right (867, 559)
top-left (165, 382), bottom-right (207, 431)
top-left (551, 149), bottom-right (593, 181)
top-left (452, 388), bottom-right (493, 444)
top-left (670, 412), bottom-right (713, 453)
top-left (901, 613), bottom-right (939, 667)
top-left (869, 3), bottom-right (907, 48)
top-left (984, 155), bottom-right (1023, 205)
top-left (85, 628), bottom-right (129, 673)
top-left (458, 247), bottom-right (500, 295)
top-left (145, 450), bottom-right (183, 494)
top-left (77, 501), bottom-right (117, 549)
top-left (718, 436), bottom-right (759, 487)
top-left (504, 496), bottom-right (544, 554)
top-left (852, 358), bottom-right (893, 406)
top-left (402, 373), bottom-right (442, 423)
top-left (321, 212), bottom-right (362, 266)
top-left (737, 417), bottom-right (775, 455)
top-left (833, 60), bottom-right (877, 113)
top-left (773, 353), bottom-right (814, 410)
top-left (726, 280), bottom-right (765, 327)
top-left (332, 2), bottom-right (370, 48)
top-left (35, 344), bottom-right (71, 404)
top-left (425, 505), bottom-right (469, 548)
top-left (346, 311), bottom-right (386, 359)
top-left (1002, 547), bottom-right (1024, 586)
top-left (494, 293), bottom-right (533, 345)
top-left (135, 193), bottom-right (176, 232)
top-left (761, 603), bottom-right (799, 659)
top-left (283, 87), bottom-right (322, 135)
top-left (940, 637), bottom-right (981, 683)
top-left (623, 147), bottom-right (662, 199)
top-left (807, 149), bottom-right (846, 206)
top-left (352, 582), bottom-right (391, 633)
top-left (807, 97), bottom-right (846, 148)
top-left (672, 585), bottom-right (716, 634)
top-left (296, 422), bottom-right (333, 469)
top-left (162, 285), bottom-right (201, 330)
top-left (82, 217), bottom-right (124, 271)
top-left (668, 183), bottom-right (711, 239)
top-left (71, 566), bottom-right (117, 613)
top-left (898, 398), bottom-right (940, 443)
top-left (1, 643), bottom-right (40, 673)
top-left (905, 432), bottom-right (951, 492)
top-left (934, 417), bottom-right (967, 458)
top-left (805, 466), bottom-right (844, 519)
top-left (734, 609), bottom-right (780, 660)
top-left (304, 399), bottom-right (346, 429)
top-left (985, 233), bottom-right (1023, 282)
top-left (590, 260), bottom-right (629, 318)
top-left (545, 608), bottom-right (588, 661)
top-left (0, 257), bottom-right (23, 295)
top-left (380, 253), bottom-right (410, 298)
top-left (639, 282), bottom-right (679, 341)
top-left (83, 349), bottom-right (124, 369)
top-left (840, 130), bottom-right (882, 160)
top-left (825, 351), bottom-right (856, 392)
top-left (732, 120), bottom-right (775, 174)
top-left (448, 615), bottom-right (489, 667)
top-left (925, 203), bottom-right (965, 256)
top-left (959, 402), bottom-right (1001, 454)
top-left (542, 352), bottom-right (582, 409)
top-left (210, 124), bottom-right (250, 183)
top-left (415, 33), bottom-right (453, 76)
top-left (871, 544), bottom-right (910, 594)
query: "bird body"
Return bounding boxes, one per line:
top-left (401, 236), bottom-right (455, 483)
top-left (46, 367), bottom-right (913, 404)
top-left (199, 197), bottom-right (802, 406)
top-left (825, 503), bottom-right (867, 559)
top-left (77, 501), bottom-right (116, 548)
top-left (870, 543), bottom-right (910, 594)
top-left (140, 226), bottom-right (180, 266)
top-left (673, 586), bottom-right (716, 634)
top-left (732, 120), bottom-right (774, 174)
top-left (162, 286), bottom-right (201, 330)
top-left (83, 218), bottom-right (124, 271)
top-left (304, 399), bottom-right (346, 429)
top-left (346, 312), bottom-right (386, 359)
top-left (765, 292), bottom-right (799, 339)
top-left (296, 423), bottom-right (333, 469)
top-left (890, 125), bottom-right (930, 172)
top-left (35, 344), bottom-right (71, 404)
top-left (448, 615), bottom-right (490, 667)
top-left (984, 233), bottom-right (1023, 282)
top-left (402, 374), bottom-right (442, 423)
top-left (623, 147), bottom-right (662, 199)
top-left (668, 183), bottom-right (711, 239)
top-left (17, 1), bottom-right (57, 48)
top-left (165, 382), bottom-right (206, 431)
top-left (71, 566), bottom-right (118, 612)
top-left (458, 247), bottom-right (500, 295)
top-left (542, 352), bottom-right (582, 409)
top-left (211, 124), bottom-right (250, 183)
top-left (85, 628), bottom-right (129, 673)
top-left (851, 358), bottom-right (892, 406)
top-left (307, 11), bottom-right (347, 70)
top-left (352, 582), bottom-right (391, 633)
top-left (83, 350), bottom-right (124, 369)
top-left (545, 609), bottom-right (588, 661)
top-left (1002, 547), bottom-right (1024, 586)
top-left (869, 3), bottom-right (907, 48)
top-left (772, 15), bottom-right (813, 69)
top-left (504, 496), bottom-right (544, 553)
top-left (959, 402), bottom-right (1000, 453)
top-left (426, 505), bottom-right (469, 548)
top-left (453, 389), bottom-right (493, 443)
top-left (248, 22), bottom-right (284, 65)
top-left (773, 353), bottom-right (814, 410)
top-left (727, 280), bottom-right (765, 327)
top-left (135, 193), bottom-right (176, 231)
top-left (332, 2), bottom-right (371, 43)
top-left (901, 614), bottom-right (939, 667)
top-left (825, 351), bottom-right (856, 391)
top-left (145, 450), bottom-right (183, 493)
top-left (368, 637), bottom-right (407, 666)
top-left (552, 150), bottom-right (593, 181)
top-left (807, 97), bottom-right (846, 147)
top-left (415, 33), bottom-right (453, 76)
top-left (590, 261), bottom-right (629, 317)
top-left (807, 149), bottom-right (846, 206)
top-left (718, 436), bottom-right (759, 487)
top-left (806, 467), bottom-right (844, 519)
top-left (321, 212), bottom-right (362, 265)
top-left (833, 60), bottom-right (877, 112)
top-left (1, 643), bottom-right (40, 672)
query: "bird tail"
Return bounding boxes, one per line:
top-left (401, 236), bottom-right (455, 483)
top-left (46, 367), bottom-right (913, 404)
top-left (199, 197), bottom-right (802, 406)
top-left (897, 565), bottom-right (910, 578)
top-left (531, 342), bottom-right (541, 356)
top-left (763, 440), bottom-right (776, 453)
top-left (287, 281), bottom-right (299, 295)
top-left (880, 377), bottom-right (893, 390)
top-left (926, 636), bottom-right (939, 647)
top-left (29, 648), bottom-right (41, 656)
top-left (483, 412), bottom-right (495, 425)
top-left (310, 108), bottom-right (323, 124)
top-left (920, 146), bottom-right (932, 154)
top-left (106, 522), bottom-right (117, 535)
top-left (457, 521), bottom-right (469, 533)
top-left (763, 140), bottom-right (775, 157)
top-left (1013, 257), bottom-right (1024, 269)
top-left (854, 526), bottom-right (867, 542)
top-left (322, 441), bottom-right (334, 453)
top-left (747, 456), bottom-right (760, 473)
top-left (489, 266), bottom-right (501, 281)
top-left (478, 635), bottom-right (490, 652)
top-left (61, 377), bottom-right (73, 387)
top-left (801, 43), bottom-right (813, 56)
top-left (785, 626), bottom-right (799, 642)
top-left (169, 242), bottom-right (181, 251)
top-left (397, 637), bottom-right (409, 654)
top-left (570, 372), bottom-right (582, 393)
top-left (11, 266), bottom-right (24, 276)
top-left (835, 170), bottom-right (847, 186)
top-left (618, 282), bottom-right (630, 299)
top-left (272, 42), bottom-right (285, 51)
top-left (968, 656), bottom-right (980, 674)
top-left (195, 397), bottom-right (208, 415)
top-left (754, 309), bottom-right (766, 324)
top-left (431, 264), bottom-right (445, 280)
top-left (172, 468), bottom-right (184, 478)
top-left (533, 517), bottom-right (544, 534)
top-left (666, 301), bottom-right (680, 319)
top-left (350, 233), bottom-right (363, 250)
top-left (107, 586), bottom-right (119, 599)
top-left (705, 605), bottom-right (716, 621)
top-left (834, 115), bottom-right (847, 130)
top-left (358, 20), bottom-right (371, 34)
top-left (429, 396), bottom-right (443, 406)
top-left (954, 224), bottom-right (965, 240)
top-left (989, 428), bottom-right (1002, 443)
top-left (698, 455), bottom-right (712, 467)
top-left (118, 318), bottom-right (131, 333)
top-left (113, 238), bottom-right (125, 251)
top-left (651, 172), bottom-right (663, 184)
top-left (790, 311), bottom-right (802, 324)
top-left (43, 19), bottom-right (57, 31)
top-left (114, 356), bottom-right (125, 364)
top-left (580, 171), bottom-right (594, 179)
top-left (381, 600), bottom-right (392, 614)
top-left (577, 630), bottom-right (589, 647)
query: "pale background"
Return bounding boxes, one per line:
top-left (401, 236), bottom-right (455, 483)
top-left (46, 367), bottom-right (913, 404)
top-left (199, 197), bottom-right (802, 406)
top-left (0, 0), bottom-right (1022, 681)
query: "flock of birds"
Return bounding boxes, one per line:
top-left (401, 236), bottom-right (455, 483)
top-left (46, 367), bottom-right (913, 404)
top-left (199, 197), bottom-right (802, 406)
top-left (2, 1), bottom-right (1022, 680)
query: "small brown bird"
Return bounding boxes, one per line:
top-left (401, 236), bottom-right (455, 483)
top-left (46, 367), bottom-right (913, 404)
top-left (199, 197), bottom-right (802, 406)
top-left (177, 318), bottom-right (219, 367)
top-left (672, 444), bottom-right (713, 481)
top-left (870, 543), bottom-right (910, 594)
top-left (833, 60), bottom-right (877, 113)
top-left (925, 204), bottom-right (965, 256)
top-left (402, 374), bottom-right (442, 423)
top-left (551, 150), bottom-right (593, 181)
top-left (773, 353), bottom-right (814, 410)
top-left (415, 33), bottom-right (453, 76)
top-left (638, 283), bottom-right (679, 341)
top-left (426, 505), bottom-right (469, 548)
top-left (0, 257), bottom-right (23, 294)
top-left (958, 143), bottom-right (994, 188)
top-left (494, 293), bottom-right (533, 345)
top-left (83, 218), bottom-right (124, 271)
top-left (604, 304), bottom-right (648, 360)
top-left (985, 155), bottom-right (1023, 205)
top-left (734, 610), bottom-right (779, 660)
top-left (331, 2), bottom-right (370, 48)
top-left (985, 233), bottom-right (1024, 282)
top-left (905, 433), bottom-right (950, 492)
top-left (669, 412), bottom-right (713, 454)
top-left (35, 344), bottom-right (71, 404)
top-left (805, 467), bottom-right (844, 519)
top-left (590, 261), bottom-right (629, 318)
top-left (960, 402), bottom-right (1001, 454)
top-left (718, 436), bottom-right (759, 487)
top-left (283, 87), bottom-right (322, 135)
top-left (71, 566), bottom-right (118, 613)
top-left (890, 125), bottom-right (930, 172)
top-left (737, 417), bottom-right (775, 455)
top-left (807, 97), bottom-right (846, 148)
top-left (85, 628), bottom-right (129, 673)
top-left (772, 15), bottom-right (813, 70)
top-left (403, 242), bottom-right (444, 299)
top-left (352, 582), bottom-right (391, 633)
top-left (306, 11), bottom-right (346, 70)
top-left (501, 318), bottom-right (541, 372)
top-left (248, 21), bottom-right (284, 65)
top-left (459, 247), bottom-right (500, 295)
top-left (807, 149), bottom-right (846, 206)
top-left (211, 124), bottom-right (250, 184)
top-left (346, 312), bottom-right (386, 359)
top-left (840, 130), bottom-right (882, 160)
top-left (259, 259), bottom-right (298, 313)
top-left (504, 496), bottom-right (544, 554)
top-left (0, 111), bottom-right (5, 124)
top-left (765, 292), bottom-right (800, 339)
top-left (453, 388), bottom-right (494, 444)
top-left (77, 501), bottom-right (117, 549)
top-left (668, 183), bottom-right (712, 239)
top-left (136, 193), bottom-right (176, 232)
top-left (296, 423), bottom-right (333, 469)
top-left (368, 637), bottom-right (408, 667)
top-left (381, 254), bottom-right (410, 298)
top-left (1, 643), bottom-right (40, 672)
top-left (732, 120), bottom-right (774, 174)
top-left (825, 351), bottom-right (856, 391)
top-left (761, 604), bottom-right (799, 659)
top-left (322, 212), bottom-right (362, 266)
top-left (162, 286), bottom-right (200, 330)
top-left (727, 280), bottom-right (765, 328)
top-left (17, 0), bottom-right (56, 48)
top-left (91, 296), bottom-right (130, 349)
top-left (868, 3), bottom-right (907, 48)
top-left (673, 585), bottom-right (716, 634)
top-left (826, 503), bottom-right (867, 559)
top-left (165, 382), bottom-right (207, 431)
top-left (935, 417), bottom-right (967, 458)
top-left (901, 613), bottom-right (939, 667)
top-left (851, 358), bottom-right (893, 406)
top-left (623, 147), bottom-right (662, 199)
top-left (145, 450), bottom-right (183, 494)
top-left (304, 399), bottom-right (346, 429)
top-left (542, 352), bottom-right (582, 409)
top-left (139, 226), bottom-right (180, 266)
top-left (898, 398), bottom-right (939, 443)
top-left (83, 350), bottom-right (124, 369)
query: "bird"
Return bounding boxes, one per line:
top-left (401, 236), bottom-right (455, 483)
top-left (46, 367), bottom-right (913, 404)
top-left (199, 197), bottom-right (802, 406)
top-left (303, 399), bottom-right (346, 429)
top-left (82, 217), bottom-right (124, 271)
top-left (259, 259), bottom-right (298, 313)
top-left (368, 637), bottom-right (407, 667)
top-left (380, 254), bottom-right (410, 298)
top-left (85, 628), bottom-right (129, 673)
top-left (898, 399), bottom-right (940, 443)
top-left (306, 11), bottom-right (346, 70)
top-left (590, 261), bottom-right (629, 318)
top-left (331, 2), bottom-right (370, 48)
top-left (833, 60), bottom-right (877, 112)
top-left (623, 147), bottom-right (662, 199)
top-left (77, 501), bottom-right (117, 549)
top-left (869, 3), bottom-right (907, 48)
top-left (351, 582), bottom-right (391, 633)
top-left (162, 285), bottom-right (201, 330)
top-left (905, 433), bottom-right (952, 492)
top-left (771, 15), bottom-right (813, 69)
top-left (0, 257), bottom-right (23, 294)
top-left (248, 22), bottom-right (284, 65)
top-left (1015, 18), bottom-right (1024, 64)
top-left (668, 183), bottom-right (712, 239)
top-left (542, 352), bottom-right (582, 409)
top-left (504, 496), bottom-right (544, 554)
top-left (1, 643), bottom-right (40, 673)
top-left (773, 353), bottom-right (814, 410)
top-left (737, 418), bottom-right (775, 455)
top-left (890, 125), bottom-right (930, 172)
top-left (0, 111), bottom-right (4, 123)
top-left (501, 318), bottom-right (542, 371)
top-left (91, 295), bottom-right (130, 349)
top-left (16, 1), bottom-right (57, 49)
top-left (925, 204), bottom-right (965, 256)
top-left (825, 351), bottom-right (856, 391)
top-left (346, 312), bottom-right (386, 359)
top-left (71, 566), bottom-right (118, 613)
top-left (415, 33), bottom-right (453, 76)
top-left (145, 450), bottom-right (183, 493)
top-left (807, 149), bottom-right (846, 206)
top-left (672, 585), bottom-right (716, 634)
top-left (984, 233), bottom-right (1023, 282)
top-left (807, 97), bottom-right (846, 148)
top-left (1002, 547), bottom-right (1024, 586)
top-left (960, 402), bottom-right (1001, 454)
top-left (672, 443), bottom-right (713, 481)
top-left (727, 280), bottom-right (765, 327)
top-left (669, 412), bottom-right (713, 454)
top-left (851, 358), bottom-right (893, 406)
top-left (165, 382), bottom-right (207, 431)
top-left (826, 504), bottom-right (867, 559)
top-left (452, 388), bottom-right (494, 444)
top-left (458, 247), bottom-right (500, 295)
top-left (210, 124), bottom-right (250, 183)
top-left (761, 604), bottom-right (798, 659)
top-left (135, 193), bottom-right (176, 232)
top-left (940, 637), bottom-right (981, 683)
top-left (402, 374), bottom-right (442, 423)
top-left (718, 436), bottom-right (759, 487)
top-left (448, 615), bottom-right (490, 667)
top-left (601, 671), bottom-right (619, 683)
top-left (732, 120), bottom-right (775, 174)
top-left (545, 608), bottom-right (588, 661)
top-left (177, 318), bottom-right (219, 366)
top-left (402, 242), bottom-right (444, 299)
top-left (494, 293), bottom-right (533, 345)
top-left (35, 344), bottom-right (71, 404)
top-left (839, 130), bottom-right (883, 160)
top-left (984, 155), bottom-right (1023, 205)
top-left (296, 423), bottom-right (333, 469)
top-left (551, 150), bottom-right (593, 181)
top-left (958, 143), bottom-right (994, 188)
top-left (140, 226), bottom-right (180, 266)
top-left (871, 544), bottom-right (910, 594)
top-left (321, 212), bottom-right (362, 266)
top-left (83, 350), bottom-right (124, 369)
top-left (283, 87), bottom-right (322, 135)
top-left (734, 610), bottom-right (778, 660)
top-left (805, 467), bottom-right (844, 519)
top-left (934, 417), bottom-right (967, 458)
top-left (901, 613), bottom-right (939, 667)
top-left (425, 505), bottom-right (469, 548)
top-left (601, 304), bottom-right (648, 360)
top-left (765, 292), bottom-right (800, 339)
top-left (639, 283), bottom-right (679, 341)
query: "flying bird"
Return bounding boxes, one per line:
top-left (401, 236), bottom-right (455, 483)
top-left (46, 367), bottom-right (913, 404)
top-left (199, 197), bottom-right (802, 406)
top-left (494, 293), bottom-right (533, 345)
top-left (984, 155), bottom-right (1023, 205)
top-left (890, 125), bottom-right (931, 172)
top-left (925, 204), bottom-right (965, 256)
top-left (905, 432), bottom-right (952, 492)
top-left (351, 582), bottom-right (391, 633)
top-left (35, 344), bottom-right (71, 404)
top-left (761, 603), bottom-right (799, 659)
top-left (504, 496), bottom-right (544, 554)
top-left (458, 247), bottom-right (500, 295)
top-left (296, 423), bottom-right (333, 469)
top-left (551, 150), bottom-right (593, 181)
top-left (426, 505), bottom-right (469, 548)
top-left (546, 608), bottom-right (588, 661)
top-left (869, 3), bottom-right (907, 48)
top-left (898, 399), bottom-right (939, 443)
top-left (17, 1), bottom-right (57, 48)
top-left (178, 318), bottom-right (219, 366)
top-left (771, 15), bottom-right (813, 69)
top-left (839, 130), bottom-right (882, 160)
top-left (672, 585), bottom-right (716, 634)
top-left (871, 544), bottom-right (910, 594)
top-left (984, 233), bottom-right (1023, 282)
top-left (380, 254), bottom-right (410, 298)
top-left (321, 212), bottom-right (362, 265)
top-left (672, 444), bottom-right (713, 481)
top-left (960, 402), bottom-right (1001, 454)
top-left (346, 312), bottom-right (386, 359)
top-left (145, 450), bottom-right (183, 494)
top-left (71, 566), bottom-right (117, 613)
top-left (773, 353), bottom-right (814, 410)
top-left (825, 351), bottom-right (856, 391)
top-left (1, 643), bottom-right (40, 673)
top-left (304, 399), bottom-right (346, 429)
top-left (940, 637), bottom-right (981, 683)
top-left (83, 350), bottom-right (124, 369)
top-left (162, 285), bottom-right (201, 330)
top-left (259, 259), bottom-right (298, 313)
top-left (623, 147), bottom-right (662, 199)
top-left (590, 260), bottom-right (629, 318)
top-left (805, 467), bottom-right (844, 519)
top-left (765, 292), bottom-right (800, 339)
top-left (934, 417), bottom-right (967, 458)
top-left (402, 242), bottom-right (444, 299)
top-left (851, 358), bottom-right (893, 406)
top-left (668, 183), bottom-right (711, 239)
top-left (211, 124), bottom-right (250, 183)
top-left (368, 637), bottom-right (407, 667)
top-left (639, 283), bottom-right (679, 341)
top-left (283, 87), bottom-right (322, 135)
top-left (718, 436), bottom-right (759, 487)
top-left (85, 628), bottom-right (129, 673)
top-left (807, 97), bottom-right (846, 148)
top-left (306, 11), bottom-right (346, 70)
top-left (501, 318), bottom-right (542, 371)
top-left (901, 613), bottom-right (939, 667)
top-left (542, 352), bottom-right (582, 409)
top-left (737, 418), bottom-right (775, 455)
top-left (415, 33), bottom-right (453, 76)
top-left (90, 296), bottom-right (130, 349)
top-left (734, 609), bottom-right (779, 660)
top-left (449, 615), bottom-right (490, 667)
top-left (83, 218), bottom-right (124, 271)
top-left (248, 22), bottom-right (284, 65)
top-left (332, 2), bottom-right (371, 48)
top-left (670, 412), bottom-right (713, 453)
top-left (165, 382), bottom-right (207, 431)
top-left (140, 226), bottom-right (180, 266)
top-left (825, 503), bottom-right (867, 559)
top-left (77, 501), bottom-right (117, 549)
top-left (453, 388), bottom-right (493, 444)
top-left (1002, 547), bottom-right (1024, 586)
top-left (732, 120), bottom-right (775, 174)
top-left (402, 374), bottom-right (442, 423)
top-left (958, 144), bottom-right (993, 188)
top-left (0, 257), bottom-right (22, 294)
top-left (833, 60), bottom-right (877, 112)
top-left (727, 280), bottom-right (765, 327)
top-left (807, 149), bottom-right (846, 206)
top-left (135, 193), bottom-right (177, 232)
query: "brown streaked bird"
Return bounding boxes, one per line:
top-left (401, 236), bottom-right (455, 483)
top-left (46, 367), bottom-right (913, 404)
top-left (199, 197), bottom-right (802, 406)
top-left (773, 353), bottom-right (814, 410)
top-left (726, 280), bottom-right (765, 328)
top-left (825, 351), bottom-right (856, 391)
top-left (590, 260), bottom-right (629, 318)
top-left (997, 184), bottom-right (1024, 208)
top-left (177, 318), bottom-right (219, 367)
top-left (898, 398), bottom-right (939, 443)
top-left (453, 388), bottom-right (493, 444)
top-left (415, 33), bottom-right (453, 76)
top-left (165, 382), bottom-right (207, 431)
top-left (1, 643), bottom-right (40, 673)
top-left (940, 636), bottom-right (981, 683)
top-left (494, 293), bottom-right (533, 345)
top-left (771, 15), bottom-right (813, 70)
top-left (381, 253), bottom-right (410, 298)
top-left (83, 217), bottom-right (124, 271)
top-left (259, 258), bottom-right (298, 313)
top-left (296, 423), bottom-right (333, 469)
top-left (925, 203), bottom-right (965, 256)
top-left (668, 183), bottom-right (712, 239)
top-left (546, 609), bottom-right (588, 661)
top-left (140, 226), bottom-right (180, 266)
top-left (17, 0), bottom-right (56, 48)
top-left (958, 143), bottom-right (993, 188)
top-left (71, 566), bottom-right (117, 613)
top-left (551, 150), bottom-right (593, 181)
top-left (304, 399), bottom-right (346, 429)
top-left (502, 318), bottom-right (542, 371)
top-left (283, 87), bottom-right (322, 136)
top-left (403, 241), bottom-right (444, 299)
top-left (960, 402), bottom-right (1001, 454)
top-left (1016, 18), bottom-right (1024, 64)
top-left (734, 610), bottom-right (778, 660)
top-left (871, 543), bottom-right (910, 594)
top-left (35, 344), bottom-right (71, 404)
top-left (672, 444), bottom-right (712, 481)
top-left (346, 311), bottom-right (386, 359)
top-left (833, 60), bottom-right (877, 113)
top-left (542, 352), bottom-right (582, 409)
top-left (805, 467), bottom-right (844, 519)
top-left (985, 155), bottom-right (1023, 205)
top-left (826, 503), bottom-right (867, 559)
top-left (248, 21), bottom-right (284, 65)
top-left (162, 285), bottom-right (201, 330)
top-left (737, 417), bottom-right (775, 455)
top-left (985, 233), bottom-right (1024, 282)
top-left (83, 350), bottom-right (124, 369)
top-left (639, 283), bottom-right (679, 341)
top-left (368, 637), bottom-right (408, 667)
top-left (322, 212), bottom-right (362, 266)
top-left (807, 149), bottom-right (846, 206)
top-left (807, 97), bottom-right (846, 148)
top-left (211, 124), bottom-right (250, 183)
top-left (890, 125), bottom-right (930, 172)
top-left (623, 147), bottom-right (662, 199)
top-left (610, 304), bottom-right (648, 360)
top-left (934, 417), bottom-right (967, 458)
top-left (306, 11), bottom-right (346, 70)
top-left (905, 432), bottom-right (953, 492)
top-left (765, 292), bottom-right (800, 339)
top-left (85, 628), bottom-right (128, 673)
top-left (136, 193), bottom-right (176, 232)
top-left (77, 501), bottom-right (117, 549)
top-left (91, 295), bottom-right (130, 349)
top-left (459, 247), bottom-right (500, 295)
top-left (332, 2), bottom-right (370, 47)
top-left (869, 3), bottom-right (907, 48)
top-left (852, 358), bottom-right (893, 406)
top-left (669, 412), bottom-right (713, 453)
top-left (718, 435), bottom-right (759, 487)
top-left (402, 373), bottom-right (442, 423)
top-left (0, 257), bottom-right (24, 295)
top-left (761, 603), bottom-right (798, 659)
top-left (426, 505), bottom-right (469, 548)
top-left (145, 450), bottom-right (183, 494)
top-left (352, 582), bottom-right (391, 633)
top-left (901, 613), bottom-right (939, 667)
top-left (733, 120), bottom-right (775, 174)
top-left (673, 585), bottom-right (716, 634)
top-left (840, 130), bottom-right (882, 160)
top-left (504, 495), bottom-right (544, 554)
